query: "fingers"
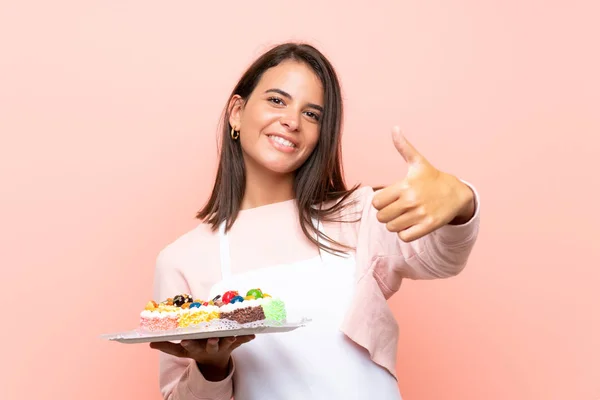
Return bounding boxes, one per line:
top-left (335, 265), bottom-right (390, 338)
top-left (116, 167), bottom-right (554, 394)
top-left (398, 223), bottom-right (429, 242)
top-left (179, 339), bottom-right (207, 355)
top-left (391, 127), bottom-right (425, 166)
top-left (382, 208), bottom-right (421, 233)
top-left (376, 196), bottom-right (415, 224)
top-left (205, 338), bottom-right (220, 354)
top-left (219, 336), bottom-right (238, 351)
top-left (372, 183), bottom-right (403, 210)
top-left (205, 336), bottom-right (253, 353)
top-left (236, 334), bottom-right (256, 342)
top-left (179, 338), bottom-right (229, 355)
top-left (149, 341), bottom-right (187, 358)
top-left (180, 337), bottom-right (235, 355)
top-left (375, 198), bottom-right (436, 242)
top-left (151, 335), bottom-right (257, 360)
top-left (229, 335), bottom-right (255, 351)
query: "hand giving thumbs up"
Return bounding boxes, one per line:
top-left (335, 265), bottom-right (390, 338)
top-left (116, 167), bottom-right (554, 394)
top-left (372, 127), bottom-right (475, 242)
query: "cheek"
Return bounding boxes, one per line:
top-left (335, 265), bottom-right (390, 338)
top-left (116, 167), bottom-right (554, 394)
top-left (305, 128), bottom-right (320, 153)
top-left (243, 102), bottom-right (273, 126)
top-left (238, 113), bottom-right (263, 147)
top-left (240, 113), bottom-right (259, 136)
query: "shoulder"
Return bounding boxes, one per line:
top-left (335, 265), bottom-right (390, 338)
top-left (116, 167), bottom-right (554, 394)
top-left (319, 185), bottom-right (379, 247)
top-left (155, 222), bottom-right (219, 273)
top-left (329, 185), bottom-right (378, 220)
top-left (348, 185), bottom-right (378, 206)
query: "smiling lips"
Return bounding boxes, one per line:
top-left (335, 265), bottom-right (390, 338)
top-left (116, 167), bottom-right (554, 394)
top-left (267, 134), bottom-right (298, 152)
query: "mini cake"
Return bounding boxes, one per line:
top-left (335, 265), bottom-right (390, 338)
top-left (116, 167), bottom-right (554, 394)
top-left (218, 289), bottom-right (266, 324)
top-left (138, 288), bottom-right (287, 332)
top-left (139, 303), bottom-right (180, 331)
top-left (178, 303), bottom-right (220, 327)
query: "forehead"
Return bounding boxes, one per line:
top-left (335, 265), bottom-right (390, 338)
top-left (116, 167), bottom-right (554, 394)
top-left (255, 60), bottom-right (324, 103)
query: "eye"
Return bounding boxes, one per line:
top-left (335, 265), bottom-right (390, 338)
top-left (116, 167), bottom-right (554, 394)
top-left (267, 97), bottom-right (285, 106)
top-left (304, 111), bottom-right (321, 122)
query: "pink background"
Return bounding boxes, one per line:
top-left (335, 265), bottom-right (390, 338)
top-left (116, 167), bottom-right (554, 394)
top-left (1, 1), bottom-right (599, 399)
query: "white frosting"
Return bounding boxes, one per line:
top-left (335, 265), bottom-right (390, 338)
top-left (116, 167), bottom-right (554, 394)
top-left (140, 310), bottom-right (179, 318)
top-left (219, 298), bottom-right (269, 313)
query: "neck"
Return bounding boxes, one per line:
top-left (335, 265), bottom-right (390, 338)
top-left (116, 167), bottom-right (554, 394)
top-left (241, 159), bottom-right (295, 210)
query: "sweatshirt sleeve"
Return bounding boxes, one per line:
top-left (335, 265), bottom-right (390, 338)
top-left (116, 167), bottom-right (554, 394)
top-left (152, 249), bottom-right (234, 400)
top-left (355, 181), bottom-right (481, 299)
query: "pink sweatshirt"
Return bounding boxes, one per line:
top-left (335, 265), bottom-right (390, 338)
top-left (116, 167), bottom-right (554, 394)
top-left (152, 184), bottom-right (481, 399)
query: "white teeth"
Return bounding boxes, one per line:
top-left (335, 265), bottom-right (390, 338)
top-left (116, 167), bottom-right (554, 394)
top-left (269, 135), bottom-right (296, 148)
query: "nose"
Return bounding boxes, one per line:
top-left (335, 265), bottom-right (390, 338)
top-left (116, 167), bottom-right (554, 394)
top-left (280, 111), bottom-right (300, 132)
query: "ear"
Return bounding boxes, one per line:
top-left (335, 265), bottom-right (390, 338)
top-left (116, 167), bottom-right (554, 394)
top-left (228, 95), bottom-right (244, 130)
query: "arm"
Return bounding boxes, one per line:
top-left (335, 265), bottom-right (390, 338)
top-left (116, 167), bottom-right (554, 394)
top-left (152, 249), bottom-right (235, 400)
top-left (358, 181), bottom-right (480, 299)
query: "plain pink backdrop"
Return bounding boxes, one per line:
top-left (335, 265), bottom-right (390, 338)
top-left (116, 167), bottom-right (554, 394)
top-left (1, 1), bottom-right (598, 399)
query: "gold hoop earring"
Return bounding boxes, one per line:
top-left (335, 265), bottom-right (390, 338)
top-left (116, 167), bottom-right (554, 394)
top-left (230, 127), bottom-right (239, 140)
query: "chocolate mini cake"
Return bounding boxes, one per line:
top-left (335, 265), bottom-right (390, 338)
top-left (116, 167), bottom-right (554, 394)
top-left (219, 302), bottom-right (266, 324)
top-left (218, 288), bottom-right (285, 324)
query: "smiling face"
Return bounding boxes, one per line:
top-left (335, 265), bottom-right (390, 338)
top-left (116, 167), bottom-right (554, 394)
top-left (228, 60), bottom-right (324, 176)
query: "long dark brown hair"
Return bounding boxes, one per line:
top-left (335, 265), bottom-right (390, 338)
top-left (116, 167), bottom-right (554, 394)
top-left (197, 42), bottom-right (360, 255)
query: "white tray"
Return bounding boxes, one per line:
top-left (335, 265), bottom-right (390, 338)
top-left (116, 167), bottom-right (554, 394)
top-left (101, 319), bottom-right (310, 344)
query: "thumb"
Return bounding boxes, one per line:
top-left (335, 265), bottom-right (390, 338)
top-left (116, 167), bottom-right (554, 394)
top-left (391, 126), bottom-right (422, 165)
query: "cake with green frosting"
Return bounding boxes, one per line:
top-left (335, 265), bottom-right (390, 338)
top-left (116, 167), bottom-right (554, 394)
top-left (261, 298), bottom-right (287, 322)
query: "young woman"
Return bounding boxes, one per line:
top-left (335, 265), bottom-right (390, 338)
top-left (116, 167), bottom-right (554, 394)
top-left (149, 42), bottom-right (480, 400)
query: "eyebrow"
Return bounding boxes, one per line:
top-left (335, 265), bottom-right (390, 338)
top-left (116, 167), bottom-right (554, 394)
top-left (265, 88), bottom-right (324, 112)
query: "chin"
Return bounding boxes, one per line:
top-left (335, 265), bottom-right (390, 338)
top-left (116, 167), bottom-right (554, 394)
top-left (251, 153), bottom-right (302, 174)
top-left (244, 148), bottom-right (307, 176)
top-left (261, 160), bottom-right (299, 175)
